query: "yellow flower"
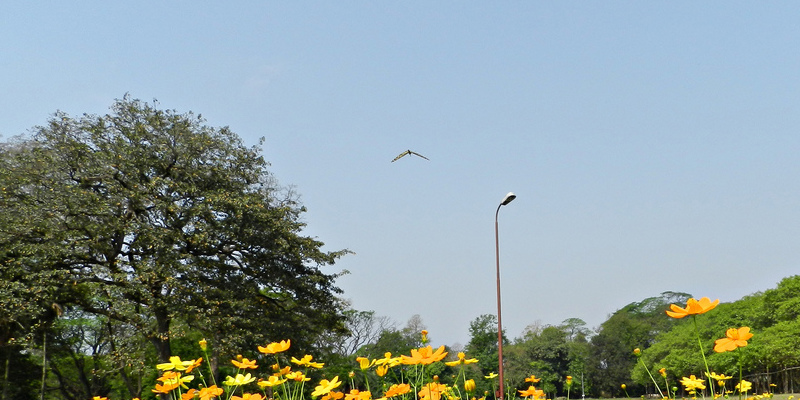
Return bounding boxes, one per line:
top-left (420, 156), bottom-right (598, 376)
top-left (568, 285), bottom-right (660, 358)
top-left (152, 381), bottom-right (180, 394)
top-left (659, 368), bottom-right (667, 378)
top-left (182, 389), bottom-right (198, 400)
top-left (158, 371), bottom-right (194, 389)
top-left (292, 354), bottom-right (325, 368)
top-left (258, 376), bottom-right (287, 388)
top-left (518, 386), bottom-right (545, 399)
top-left (736, 380), bottom-right (752, 393)
top-left (199, 385), bottom-right (224, 400)
top-left (384, 383), bottom-right (411, 398)
top-left (400, 345), bottom-right (448, 365)
top-left (232, 357), bottom-right (258, 369)
top-left (286, 371), bottom-right (311, 382)
top-left (323, 392), bottom-right (345, 400)
top-left (199, 338), bottom-right (208, 351)
top-left (376, 365), bottom-right (389, 377)
top-left (186, 358), bottom-right (203, 373)
top-left (445, 352), bottom-right (479, 366)
top-left (714, 327), bottom-right (754, 353)
top-left (345, 389), bottom-right (372, 400)
top-left (232, 394), bottom-right (265, 400)
top-left (258, 340), bottom-right (291, 354)
top-left (525, 375), bottom-right (541, 383)
top-left (621, 384), bottom-right (626, 390)
top-left (356, 357), bottom-right (374, 370)
top-left (681, 375), bottom-right (707, 392)
top-left (666, 297), bottom-right (719, 319)
top-left (375, 352), bottom-right (402, 367)
top-left (485, 373), bottom-right (498, 379)
top-left (224, 373), bottom-right (256, 386)
top-left (419, 383), bottom-right (447, 400)
top-left (633, 348), bottom-right (641, 356)
top-left (93, 397), bottom-right (109, 400)
top-left (708, 372), bottom-right (732, 385)
top-left (271, 364), bottom-right (292, 376)
top-left (157, 356), bottom-right (195, 371)
top-left (313, 376), bottom-right (343, 397)
top-left (421, 330), bottom-right (429, 343)
top-left (465, 379), bottom-right (476, 392)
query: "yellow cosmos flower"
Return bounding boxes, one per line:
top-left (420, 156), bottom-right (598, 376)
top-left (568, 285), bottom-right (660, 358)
top-left (258, 340), bottom-right (291, 354)
top-left (445, 352), bottom-right (479, 366)
top-left (518, 386), bottom-right (545, 399)
top-left (258, 376), bottom-right (287, 388)
top-left (292, 354), bottom-right (325, 369)
top-left (182, 389), bottom-right (197, 400)
top-left (186, 358), bottom-right (203, 373)
top-left (199, 338), bottom-right (208, 351)
top-left (659, 368), bottom-right (667, 378)
top-left (714, 327), bottom-right (754, 353)
top-left (224, 373), bottom-right (256, 386)
top-left (384, 383), bottom-right (411, 398)
top-left (313, 376), bottom-right (343, 397)
top-left (158, 371), bottom-right (194, 389)
top-left (322, 392), bottom-right (345, 400)
top-left (345, 389), bottom-right (372, 400)
top-left (736, 380), bottom-right (752, 393)
top-left (401, 345), bottom-right (448, 365)
top-left (271, 364), bottom-right (292, 376)
top-left (681, 375), bottom-right (707, 392)
top-left (666, 297), bottom-right (719, 319)
top-left (232, 394), bottom-right (265, 400)
top-left (525, 375), bottom-right (541, 383)
top-left (286, 371), bottom-right (311, 382)
top-left (232, 357), bottom-right (258, 369)
top-left (376, 365), bottom-right (389, 377)
top-left (152, 381), bottom-right (180, 394)
top-left (199, 385), bottom-right (224, 400)
top-left (620, 384), bottom-right (626, 390)
top-left (93, 397), bottom-right (109, 400)
top-left (157, 356), bottom-right (195, 371)
top-left (465, 379), bottom-right (476, 392)
top-left (418, 383), bottom-right (447, 400)
top-left (375, 352), bottom-right (402, 367)
top-left (708, 372), bottom-right (732, 383)
top-left (485, 373), bottom-right (498, 379)
top-left (356, 357), bottom-right (375, 370)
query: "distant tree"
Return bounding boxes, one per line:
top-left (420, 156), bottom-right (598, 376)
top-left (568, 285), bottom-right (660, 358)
top-left (318, 308), bottom-right (395, 357)
top-left (465, 314), bottom-right (504, 377)
top-left (586, 292), bottom-right (689, 397)
top-left (0, 97), bottom-right (349, 396)
top-left (506, 325), bottom-right (569, 397)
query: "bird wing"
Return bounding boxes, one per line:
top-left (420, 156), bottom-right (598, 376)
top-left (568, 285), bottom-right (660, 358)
top-left (391, 150), bottom-right (411, 162)
top-left (409, 151), bottom-right (429, 160)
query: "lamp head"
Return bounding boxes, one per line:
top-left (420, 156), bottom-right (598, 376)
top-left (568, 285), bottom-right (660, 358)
top-left (500, 192), bottom-right (516, 206)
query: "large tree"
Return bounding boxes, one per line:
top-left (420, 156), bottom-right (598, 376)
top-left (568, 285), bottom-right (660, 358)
top-left (0, 97), bottom-right (349, 372)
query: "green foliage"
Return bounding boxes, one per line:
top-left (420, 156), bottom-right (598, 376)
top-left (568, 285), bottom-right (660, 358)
top-left (0, 97), bottom-right (349, 398)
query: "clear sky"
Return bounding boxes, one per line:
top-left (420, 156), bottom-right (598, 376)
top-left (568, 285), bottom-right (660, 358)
top-left (3, 2), bottom-right (799, 348)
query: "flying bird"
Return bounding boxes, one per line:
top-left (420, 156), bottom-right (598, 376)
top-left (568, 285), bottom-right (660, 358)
top-left (391, 150), bottom-right (430, 162)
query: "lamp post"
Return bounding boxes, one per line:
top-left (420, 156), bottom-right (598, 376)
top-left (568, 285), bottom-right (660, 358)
top-left (495, 192), bottom-right (516, 400)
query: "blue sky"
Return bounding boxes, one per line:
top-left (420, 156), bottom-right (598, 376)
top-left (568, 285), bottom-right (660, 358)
top-left (3, 2), bottom-right (799, 348)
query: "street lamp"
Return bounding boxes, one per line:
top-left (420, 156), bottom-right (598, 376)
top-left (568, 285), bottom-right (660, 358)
top-left (495, 192), bottom-right (516, 400)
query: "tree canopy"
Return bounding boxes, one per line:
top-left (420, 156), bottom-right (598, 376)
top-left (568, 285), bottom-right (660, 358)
top-left (0, 97), bottom-right (348, 397)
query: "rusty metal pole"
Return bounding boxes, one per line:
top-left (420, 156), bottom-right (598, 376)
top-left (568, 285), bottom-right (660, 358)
top-left (495, 192), bottom-right (516, 400)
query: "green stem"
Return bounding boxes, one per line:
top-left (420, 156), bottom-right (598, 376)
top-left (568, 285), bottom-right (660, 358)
top-left (691, 316), bottom-right (713, 396)
top-left (638, 358), bottom-right (663, 398)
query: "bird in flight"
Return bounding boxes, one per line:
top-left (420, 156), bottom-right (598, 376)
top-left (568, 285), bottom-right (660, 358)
top-left (391, 150), bottom-right (430, 162)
